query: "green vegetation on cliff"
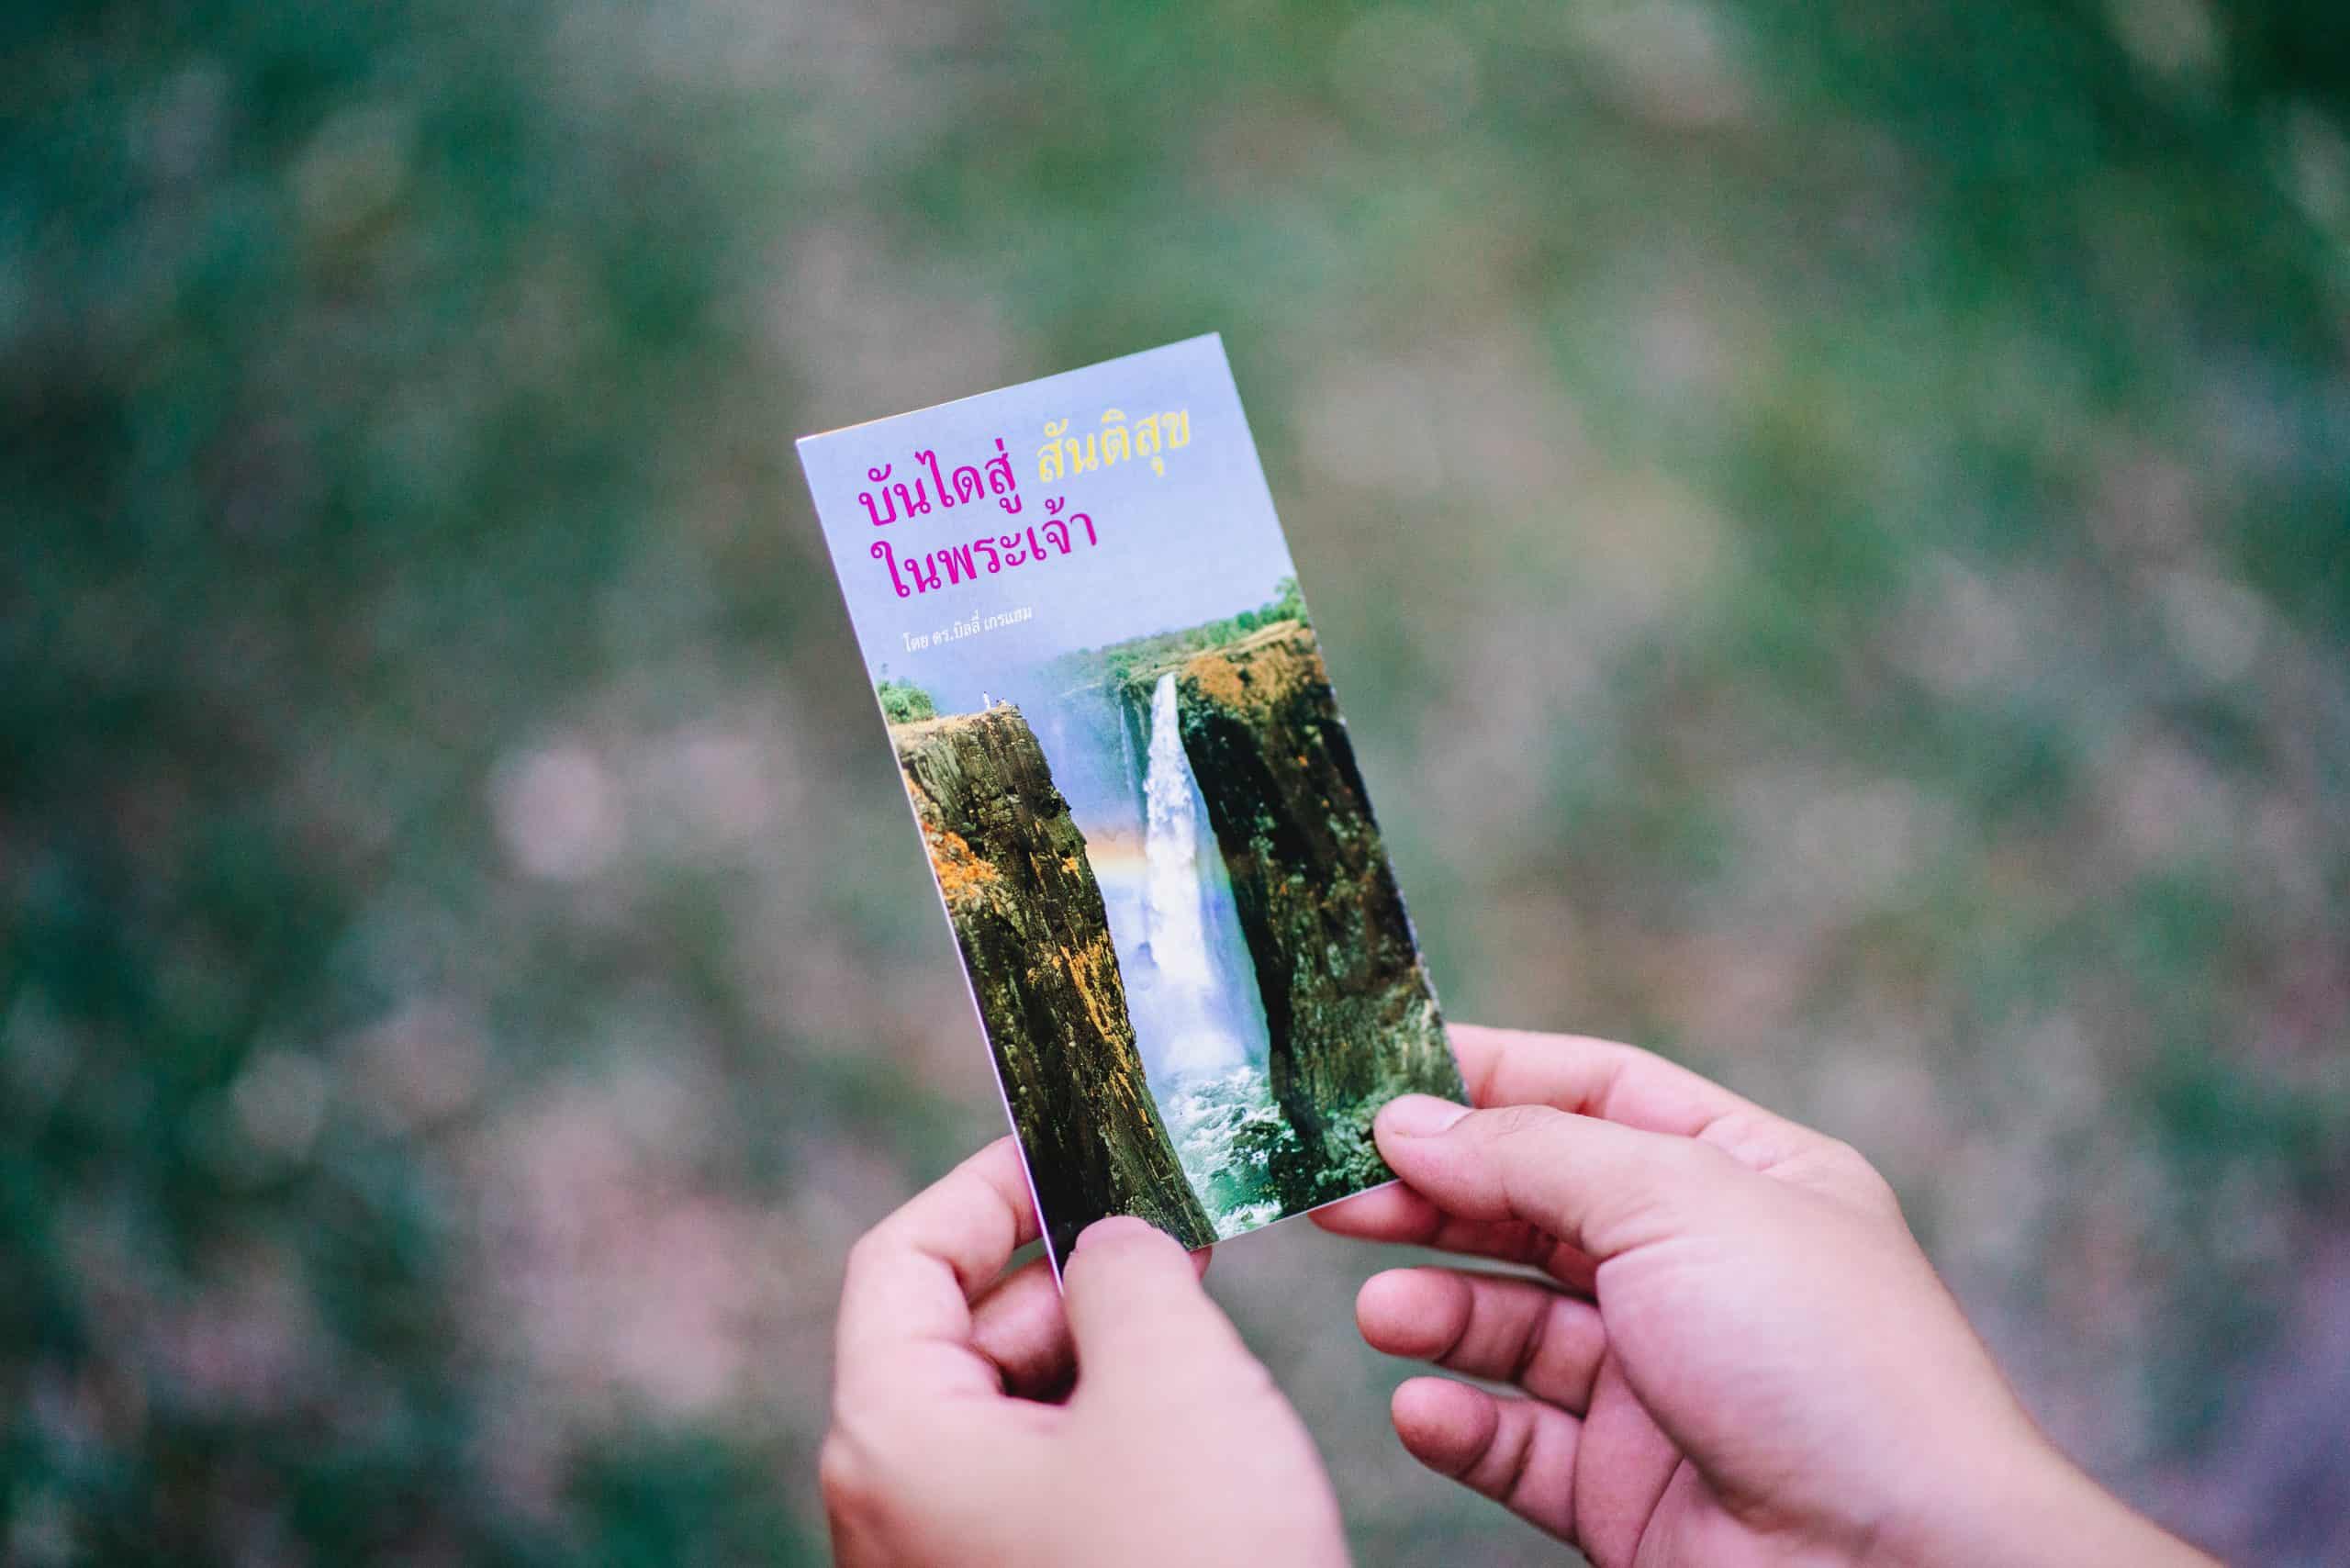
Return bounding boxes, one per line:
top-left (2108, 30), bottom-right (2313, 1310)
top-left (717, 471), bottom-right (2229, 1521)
top-left (892, 705), bottom-right (1215, 1256)
top-left (1045, 578), bottom-right (1309, 699)
top-left (875, 677), bottom-right (936, 723)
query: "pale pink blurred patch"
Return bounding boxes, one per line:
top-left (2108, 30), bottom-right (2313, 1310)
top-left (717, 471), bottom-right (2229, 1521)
top-left (461, 1074), bottom-right (857, 1494)
top-left (493, 744), bottom-right (625, 883)
top-left (157, 1241), bottom-right (323, 1419)
top-left (346, 999), bottom-right (487, 1133)
top-left (473, 1086), bottom-right (762, 1413)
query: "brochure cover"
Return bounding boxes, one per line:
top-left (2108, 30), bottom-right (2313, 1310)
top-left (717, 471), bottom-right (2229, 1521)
top-left (797, 335), bottom-right (1464, 1267)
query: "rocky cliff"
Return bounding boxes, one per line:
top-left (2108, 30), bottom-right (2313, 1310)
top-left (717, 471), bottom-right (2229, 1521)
top-left (892, 705), bottom-right (1215, 1257)
top-left (1169, 623), bottom-right (1463, 1207)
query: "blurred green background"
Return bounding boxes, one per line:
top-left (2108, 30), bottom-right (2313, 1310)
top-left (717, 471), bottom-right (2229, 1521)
top-left (6, 0), bottom-right (2348, 1562)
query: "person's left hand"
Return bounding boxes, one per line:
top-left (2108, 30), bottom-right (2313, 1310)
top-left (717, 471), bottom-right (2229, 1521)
top-left (821, 1138), bottom-right (1350, 1568)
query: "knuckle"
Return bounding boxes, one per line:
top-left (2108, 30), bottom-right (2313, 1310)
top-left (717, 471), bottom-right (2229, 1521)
top-left (1779, 1133), bottom-right (1905, 1219)
top-left (1635, 1135), bottom-right (1743, 1219)
top-left (1695, 1107), bottom-right (1779, 1162)
top-left (1810, 1133), bottom-right (1877, 1180)
top-left (1814, 1134), bottom-right (1871, 1172)
top-left (842, 1226), bottom-right (889, 1276)
top-left (1480, 1103), bottom-right (1567, 1146)
top-left (817, 1429), bottom-right (880, 1517)
top-left (1820, 1137), bottom-right (1902, 1208)
top-left (1681, 1132), bottom-right (1742, 1172)
top-left (820, 1400), bottom-right (928, 1528)
top-left (1650, 1131), bottom-right (1728, 1184)
top-left (1466, 1409), bottom-right (1538, 1499)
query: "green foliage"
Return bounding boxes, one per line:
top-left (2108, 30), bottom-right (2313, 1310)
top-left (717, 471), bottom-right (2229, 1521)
top-left (876, 678), bottom-right (937, 723)
top-left (1263, 575), bottom-right (1306, 626)
top-left (1046, 577), bottom-right (1312, 696)
top-left (3, 0), bottom-right (838, 1560)
top-left (567, 1433), bottom-right (823, 1568)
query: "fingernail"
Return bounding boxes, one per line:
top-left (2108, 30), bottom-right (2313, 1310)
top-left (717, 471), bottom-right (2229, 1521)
top-left (1379, 1094), bottom-right (1471, 1138)
top-left (1073, 1215), bottom-right (1158, 1253)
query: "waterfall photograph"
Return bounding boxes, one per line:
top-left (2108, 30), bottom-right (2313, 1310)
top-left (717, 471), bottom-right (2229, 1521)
top-left (883, 579), bottom-right (1462, 1263)
top-left (802, 337), bottom-right (1465, 1265)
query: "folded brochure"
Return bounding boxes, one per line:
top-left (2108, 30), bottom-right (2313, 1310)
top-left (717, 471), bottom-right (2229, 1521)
top-left (797, 334), bottom-right (1464, 1268)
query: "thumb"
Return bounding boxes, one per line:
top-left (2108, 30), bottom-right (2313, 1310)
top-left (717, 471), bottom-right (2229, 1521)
top-left (1061, 1217), bottom-right (1258, 1398)
top-left (1375, 1095), bottom-right (1754, 1262)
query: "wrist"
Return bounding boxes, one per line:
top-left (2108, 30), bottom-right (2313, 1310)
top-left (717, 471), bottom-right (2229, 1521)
top-left (1874, 1431), bottom-right (2215, 1568)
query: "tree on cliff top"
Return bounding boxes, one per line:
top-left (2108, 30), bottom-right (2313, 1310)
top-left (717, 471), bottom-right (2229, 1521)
top-left (1259, 575), bottom-right (1306, 627)
top-left (877, 677), bottom-right (937, 723)
top-left (1049, 578), bottom-right (1314, 694)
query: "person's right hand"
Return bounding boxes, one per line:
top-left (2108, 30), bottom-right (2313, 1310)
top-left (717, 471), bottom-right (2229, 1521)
top-left (1314, 1025), bottom-right (2217, 1568)
top-left (821, 1139), bottom-right (1347, 1568)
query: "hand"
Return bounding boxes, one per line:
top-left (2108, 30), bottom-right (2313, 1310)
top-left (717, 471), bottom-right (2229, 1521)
top-left (1315, 1025), bottom-right (2218, 1568)
top-left (822, 1138), bottom-right (1349, 1568)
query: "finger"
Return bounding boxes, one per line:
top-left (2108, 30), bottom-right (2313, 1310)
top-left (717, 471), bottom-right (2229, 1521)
top-left (1572, 1356), bottom-right (1686, 1568)
top-left (1376, 1097), bottom-right (1757, 1263)
top-left (1391, 1376), bottom-right (1580, 1542)
top-left (1310, 1182), bottom-right (1598, 1293)
top-left (1358, 1268), bottom-right (1606, 1414)
top-left (968, 1257), bottom-right (1074, 1400)
top-left (1060, 1216), bottom-right (1253, 1399)
top-left (1449, 1024), bottom-right (1811, 1168)
top-left (965, 1241), bottom-right (1213, 1402)
top-left (834, 1138), bottom-right (1043, 1404)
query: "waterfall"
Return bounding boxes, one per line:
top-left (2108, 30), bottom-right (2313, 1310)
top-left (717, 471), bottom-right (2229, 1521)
top-left (1137, 673), bottom-right (1268, 1081)
top-left (1114, 699), bottom-right (1140, 812)
top-left (1032, 667), bottom-right (1289, 1237)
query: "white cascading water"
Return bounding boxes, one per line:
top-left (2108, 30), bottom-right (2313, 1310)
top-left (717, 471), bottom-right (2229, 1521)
top-left (1115, 699), bottom-right (1141, 813)
top-left (1138, 673), bottom-right (1265, 1080)
top-left (1133, 673), bottom-right (1286, 1236)
top-left (1029, 670), bottom-right (1287, 1238)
